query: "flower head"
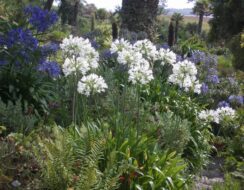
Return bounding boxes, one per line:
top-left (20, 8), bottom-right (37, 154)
top-left (168, 60), bottom-right (201, 93)
top-left (228, 95), bottom-right (243, 106)
top-left (217, 101), bottom-right (230, 108)
top-left (60, 36), bottom-right (99, 76)
top-left (110, 38), bottom-right (132, 53)
top-left (128, 59), bottom-right (154, 85)
top-left (38, 60), bottom-right (61, 77)
top-left (77, 74), bottom-right (108, 96)
top-left (24, 6), bottom-right (58, 32)
top-left (157, 48), bottom-right (176, 65)
top-left (133, 39), bottom-right (157, 61)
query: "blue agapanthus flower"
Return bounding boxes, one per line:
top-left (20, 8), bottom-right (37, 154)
top-left (101, 49), bottom-right (113, 59)
top-left (4, 28), bottom-right (38, 49)
top-left (217, 101), bottom-right (230, 108)
top-left (201, 83), bottom-right (209, 94)
top-left (38, 60), bottom-right (61, 77)
top-left (89, 39), bottom-right (100, 50)
top-left (0, 28), bottom-right (38, 64)
top-left (228, 95), bottom-right (243, 105)
top-left (207, 75), bottom-right (220, 84)
top-left (40, 43), bottom-right (59, 57)
top-left (24, 6), bottom-right (58, 32)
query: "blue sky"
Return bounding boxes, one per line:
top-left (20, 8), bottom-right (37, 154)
top-left (85, 0), bottom-right (194, 11)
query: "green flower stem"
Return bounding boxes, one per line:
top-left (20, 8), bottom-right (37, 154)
top-left (136, 84), bottom-right (141, 137)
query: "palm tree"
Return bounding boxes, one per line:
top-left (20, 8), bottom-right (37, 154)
top-left (172, 13), bottom-right (184, 43)
top-left (189, 0), bottom-right (211, 34)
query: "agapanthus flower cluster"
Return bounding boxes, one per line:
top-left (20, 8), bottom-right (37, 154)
top-left (133, 39), bottom-right (158, 61)
top-left (217, 101), bottom-right (230, 108)
top-left (0, 28), bottom-right (38, 64)
top-left (157, 48), bottom-right (177, 65)
top-left (38, 60), bottom-right (61, 77)
top-left (110, 39), bottom-right (154, 85)
top-left (24, 6), bottom-right (58, 33)
top-left (61, 35), bottom-right (107, 96)
top-left (77, 74), bottom-right (108, 96)
top-left (110, 38), bottom-right (132, 53)
top-left (228, 95), bottom-right (243, 106)
top-left (60, 35), bottom-right (99, 76)
top-left (168, 60), bottom-right (202, 94)
top-left (199, 110), bottom-right (219, 123)
top-left (40, 43), bottom-right (59, 58)
top-left (128, 60), bottom-right (154, 85)
top-left (189, 51), bottom-right (219, 85)
top-left (199, 107), bottom-right (236, 124)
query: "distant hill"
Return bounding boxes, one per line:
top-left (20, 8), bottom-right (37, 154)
top-left (165, 8), bottom-right (194, 16)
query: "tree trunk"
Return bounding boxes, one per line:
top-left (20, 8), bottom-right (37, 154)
top-left (175, 21), bottom-right (179, 43)
top-left (198, 11), bottom-right (204, 34)
top-left (69, 0), bottom-right (79, 26)
top-left (112, 22), bottom-right (118, 40)
top-left (168, 20), bottom-right (175, 47)
top-left (44, 0), bottom-right (54, 11)
top-left (121, 0), bottom-right (159, 40)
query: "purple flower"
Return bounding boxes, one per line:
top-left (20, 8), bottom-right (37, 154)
top-left (228, 95), bottom-right (243, 105)
top-left (176, 54), bottom-right (183, 62)
top-left (38, 60), bottom-right (61, 77)
top-left (207, 75), bottom-right (220, 84)
top-left (201, 83), bottom-right (209, 94)
top-left (89, 39), bottom-right (100, 50)
top-left (101, 49), bottom-right (113, 59)
top-left (217, 101), bottom-right (230, 108)
top-left (24, 6), bottom-right (58, 33)
top-left (4, 28), bottom-right (38, 49)
top-left (0, 28), bottom-right (38, 64)
top-left (161, 43), bottom-right (169, 50)
top-left (40, 43), bottom-right (59, 57)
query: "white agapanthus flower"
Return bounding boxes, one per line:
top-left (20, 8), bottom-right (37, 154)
top-left (77, 74), bottom-right (108, 96)
top-left (60, 35), bottom-right (99, 76)
top-left (133, 39), bottom-right (158, 61)
top-left (157, 48), bottom-right (177, 65)
top-left (117, 49), bottom-right (143, 66)
top-left (216, 107), bottom-right (236, 122)
top-left (128, 59), bottom-right (154, 85)
top-left (168, 60), bottom-right (202, 94)
top-left (199, 110), bottom-right (219, 123)
top-left (199, 107), bottom-right (236, 124)
top-left (110, 38), bottom-right (132, 53)
top-left (63, 57), bottom-right (89, 76)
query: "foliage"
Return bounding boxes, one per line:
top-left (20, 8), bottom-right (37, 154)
top-left (228, 33), bottom-right (244, 71)
top-left (212, 174), bottom-right (241, 190)
top-left (0, 5), bottom-right (60, 116)
top-left (209, 0), bottom-right (244, 42)
top-left (156, 112), bottom-right (191, 154)
top-left (35, 124), bottom-right (122, 190)
top-left (0, 99), bottom-right (38, 134)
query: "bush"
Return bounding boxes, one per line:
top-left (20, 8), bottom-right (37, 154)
top-left (228, 33), bottom-right (244, 71)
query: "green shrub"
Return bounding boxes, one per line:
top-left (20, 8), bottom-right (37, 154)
top-left (228, 33), bottom-right (244, 71)
top-left (156, 112), bottom-right (191, 155)
top-left (0, 99), bottom-right (38, 134)
top-left (34, 124), bottom-right (122, 190)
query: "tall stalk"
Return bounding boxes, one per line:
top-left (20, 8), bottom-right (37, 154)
top-left (136, 85), bottom-right (141, 137)
top-left (72, 73), bottom-right (78, 125)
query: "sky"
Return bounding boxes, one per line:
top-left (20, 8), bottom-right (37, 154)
top-left (85, 0), bottom-right (194, 11)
